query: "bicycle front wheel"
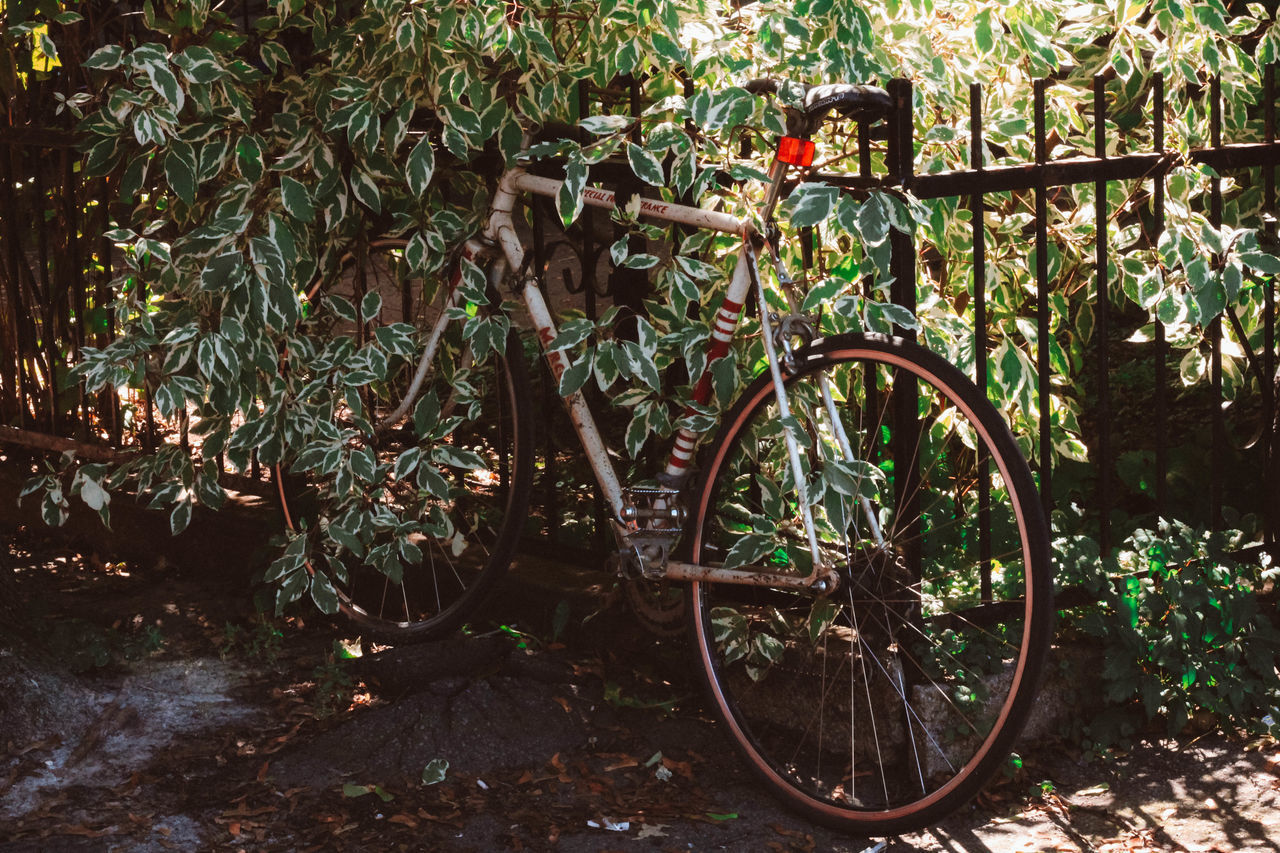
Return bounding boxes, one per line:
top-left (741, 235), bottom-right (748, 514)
top-left (687, 333), bottom-right (1052, 835)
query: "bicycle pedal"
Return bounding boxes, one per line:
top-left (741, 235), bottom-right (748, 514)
top-left (620, 485), bottom-right (685, 530)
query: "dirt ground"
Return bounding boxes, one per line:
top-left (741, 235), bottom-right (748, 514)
top-left (2, 517), bottom-right (1280, 853)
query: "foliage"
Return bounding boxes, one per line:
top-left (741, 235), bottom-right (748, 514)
top-left (1058, 519), bottom-right (1280, 738)
top-left (9, 0), bottom-right (1280, 628)
top-left (219, 612), bottom-right (285, 664)
top-left (310, 640), bottom-right (356, 717)
top-left (39, 615), bottom-right (164, 673)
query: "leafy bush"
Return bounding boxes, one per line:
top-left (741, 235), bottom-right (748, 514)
top-left (1059, 520), bottom-right (1280, 737)
top-left (8, 0), bottom-right (1280, 621)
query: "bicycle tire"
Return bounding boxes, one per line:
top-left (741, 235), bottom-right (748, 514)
top-left (284, 244), bottom-right (534, 643)
top-left (687, 332), bottom-right (1052, 834)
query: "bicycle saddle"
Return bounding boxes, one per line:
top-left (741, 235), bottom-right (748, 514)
top-left (745, 78), bottom-right (892, 135)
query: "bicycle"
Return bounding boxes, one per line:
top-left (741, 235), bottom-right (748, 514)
top-left (279, 79), bottom-right (1054, 835)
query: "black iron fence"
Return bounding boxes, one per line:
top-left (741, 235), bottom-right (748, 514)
top-left (3, 54), bottom-right (1279, 554)
top-left (864, 72), bottom-right (1280, 550)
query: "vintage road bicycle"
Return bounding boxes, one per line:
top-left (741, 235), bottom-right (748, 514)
top-left (280, 80), bottom-right (1054, 834)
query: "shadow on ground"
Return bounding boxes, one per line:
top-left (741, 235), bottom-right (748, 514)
top-left (1, 514), bottom-right (1279, 852)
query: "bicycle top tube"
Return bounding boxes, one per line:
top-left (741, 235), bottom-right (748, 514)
top-left (501, 169), bottom-right (748, 237)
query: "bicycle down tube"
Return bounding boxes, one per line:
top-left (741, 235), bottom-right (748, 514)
top-left (476, 166), bottom-right (848, 592)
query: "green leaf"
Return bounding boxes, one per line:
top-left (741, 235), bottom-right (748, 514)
top-left (170, 500), bottom-right (193, 535)
top-left (433, 445), bottom-right (486, 470)
top-left (416, 463), bottom-right (450, 498)
top-left (974, 8), bottom-right (995, 53)
top-left (405, 135), bottom-right (436, 197)
top-left (627, 143), bottom-right (665, 187)
top-left (351, 168), bottom-right (381, 214)
top-left (439, 104), bottom-right (482, 138)
top-left (84, 44), bottom-right (125, 71)
top-left (422, 758), bottom-right (449, 785)
top-left (558, 353), bottom-right (593, 396)
top-left (349, 446), bottom-right (378, 482)
top-left (328, 523), bottom-right (366, 558)
top-left (361, 289), bottom-right (382, 322)
top-left (164, 140), bottom-right (197, 205)
top-left (173, 45), bottom-right (224, 83)
top-left (874, 302), bottom-right (920, 332)
top-left (144, 61), bottom-right (184, 111)
top-left (801, 277), bottom-right (846, 312)
top-left (788, 183), bottom-right (839, 228)
top-left (280, 175), bottom-right (315, 222)
top-left (580, 114), bottom-right (631, 135)
top-left (723, 533), bottom-right (776, 569)
top-left (132, 111), bottom-right (165, 147)
top-left (237, 135), bottom-right (264, 182)
top-left (558, 155), bottom-right (587, 227)
top-left (79, 477), bottom-right (110, 512)
top-left (624, 407), bottom-right (650, 458)
top-left (394, 446), bottom-right (422, 480)
top-left (310, 571), bottom-right (339, 614)
top-left (1240, 251), bottom-right (1280, 275)
top-left (858, 195), bottom-right (890, 244)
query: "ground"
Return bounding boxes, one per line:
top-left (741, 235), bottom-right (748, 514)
top-left (2, 515), bottom-right (1280, 852)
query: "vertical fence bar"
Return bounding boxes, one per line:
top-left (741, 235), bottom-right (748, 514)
top-left (887, 78), bottom-right (917, 329)
top-left (99, 180), bottom-right (122, 447)
top-left (1265, 63), bottom-right (1276, 545)
top-left (2, 143), bottom-right (34, 429)
top-left (578, 81), bottom-right (596, 322)
top-left (859, 111), bottom-right (880, 463)
top-left (1210, 75), bottom-right (1224, 530)
top-left (887, 77), bottom-right (921, 577)
top-left (64, 148), bottom-right (88, 441)
top-left (1034, 79), bottom-right (1053, 514)
top-left (970, 83), bottom-right (993, 603)
top-left (1153, 73), bottom-right (1169, 519)
top-left (32, 160), bottom-right (59, 434)
top-left (1094, 75), bottom-right (1113, 553)
top-left (531, 182), bottom-right (560, 544)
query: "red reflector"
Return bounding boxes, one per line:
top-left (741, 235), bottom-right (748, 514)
top-left (776, 136), bottom-right (815, 167)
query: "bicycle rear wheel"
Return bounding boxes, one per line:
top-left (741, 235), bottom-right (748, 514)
top-left (285, 245), bottom-right (534, 643)
top-left (687, 333), bottom-right (1052, 834)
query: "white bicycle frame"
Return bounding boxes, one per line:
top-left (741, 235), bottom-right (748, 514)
top-left (414, 159), bottom-right (884, 591)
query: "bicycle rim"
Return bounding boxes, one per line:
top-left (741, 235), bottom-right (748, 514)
top-left (336, 331), bottom-right (532, 642)
top-left (687, 332), bottom-right (1052, 834)
top-left (288, 243), bottom-right (533, 642)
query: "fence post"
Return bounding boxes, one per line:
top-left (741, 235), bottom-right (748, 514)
top-left (886, 77), bottom-right (921, 577)
top-left (1033, 79), bottom-right (1053, 516)
top-left (970, 82), bottom-right (994, 603)
top-left (1265, 63), bottom-right (1277, 546)
top-left (1153, 73), bottom-right (1169, 525)
top-left (1094, 75), bottom-right (1113, 554)
top-left (1210, 75), bottom-right (1224, 531)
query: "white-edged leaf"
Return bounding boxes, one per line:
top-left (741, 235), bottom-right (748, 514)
top-left (422, 758), bottom-right (449, 785)
top-left (788, 183), bottom-right (839, 228)
top-left (280, 175), bottom-right (315, 222)
top-left (627, 142), bottom-right (665, 187)
top-left (405, 134), bottom-right (436, 196)
top-left (84, 44), bottom-right (125, 71)
top-left (164, 140), bottom-right (197, 205)
top-left (557, 155), bottom-right (587, 227)
top-left (351, 168), bottom-right (381, 213)
top-left (579, 114), bottom-right (630, 135)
